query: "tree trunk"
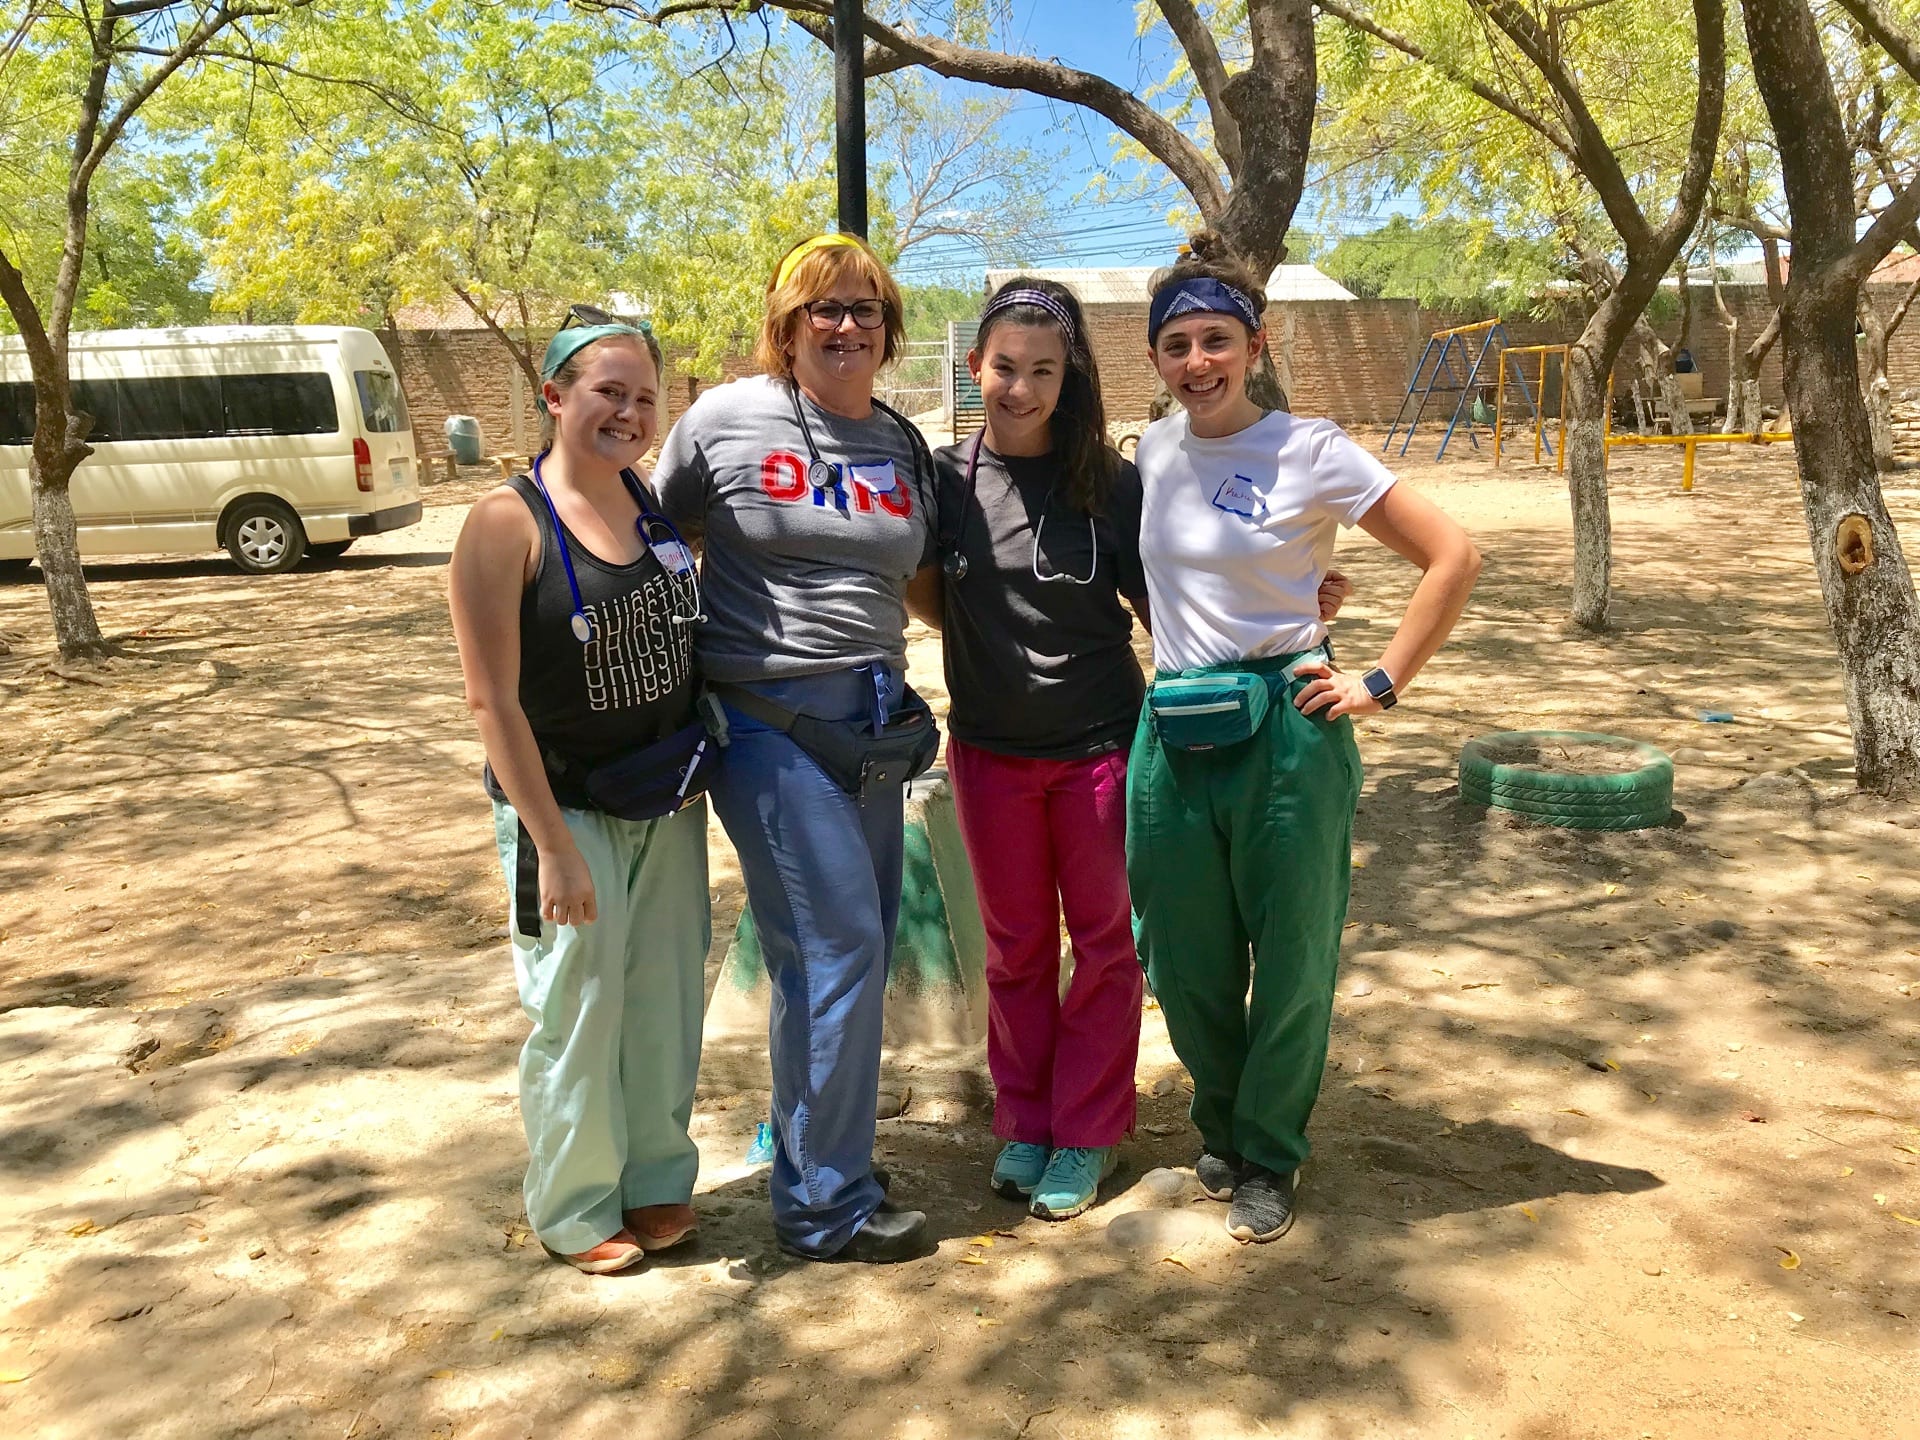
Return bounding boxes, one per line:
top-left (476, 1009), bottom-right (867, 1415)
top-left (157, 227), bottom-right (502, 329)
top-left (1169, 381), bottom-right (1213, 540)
top-left (1731, 310), bottom-right (1780, 435)
top-left (1858, 298), bottom-right (1895, 473)
top-left (1780, 274), bottom-right (1920, 792)
top-left (1634, 318), bottom-right (1693, 435)
top-left (1565, 322), bottom-right (1622, 630)
top-left (30, 458), bottom-right (107, 659)
top-left (1744, 0), bottom-right (1920, 796)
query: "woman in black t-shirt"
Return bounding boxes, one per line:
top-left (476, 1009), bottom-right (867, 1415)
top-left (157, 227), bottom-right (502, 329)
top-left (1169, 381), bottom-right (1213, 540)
top-left (916, 279), bottom-right (1350, 1222)
top-left (449, 320), bottom-right (712, 1276)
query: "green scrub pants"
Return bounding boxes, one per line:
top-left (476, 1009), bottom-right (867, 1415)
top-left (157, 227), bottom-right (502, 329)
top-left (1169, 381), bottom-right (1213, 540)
top-left (491, 798), bottom-right (710, 1256)
top-left (1125, 653), bottom-right (1362, 1177)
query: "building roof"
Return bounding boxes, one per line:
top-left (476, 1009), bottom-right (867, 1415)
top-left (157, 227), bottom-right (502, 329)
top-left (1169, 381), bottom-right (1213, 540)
top-left (983, 264), bottom-right (1357, 304)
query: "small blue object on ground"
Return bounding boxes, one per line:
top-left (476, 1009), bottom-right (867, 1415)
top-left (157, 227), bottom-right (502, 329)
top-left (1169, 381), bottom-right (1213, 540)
top-left (1698, 710), bottom-right (1735, 723)
top-left (745, 1121), bottom-right (774, 1166)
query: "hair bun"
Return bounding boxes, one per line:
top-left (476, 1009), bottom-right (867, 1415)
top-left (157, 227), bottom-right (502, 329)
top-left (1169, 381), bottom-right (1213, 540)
top-left (1185, 229), bottom-right (1231, 263)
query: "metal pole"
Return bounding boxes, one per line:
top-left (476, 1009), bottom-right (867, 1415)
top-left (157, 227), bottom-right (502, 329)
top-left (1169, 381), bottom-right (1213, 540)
top-left (834, 0), bottom-right (868, 237)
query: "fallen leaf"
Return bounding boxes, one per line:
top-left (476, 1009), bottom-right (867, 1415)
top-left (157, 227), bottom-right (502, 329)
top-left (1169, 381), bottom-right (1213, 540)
top-left (970, 1235), bottom-right (996, 1248)
top-left (1604, 1059), bottom-right (1621, 1072)
top-left (1161, 1254), bottom-right (1196, 1272)
top-left (1606, 884), bottom-right (1620, 896)
top-left (1896, 1145), bottom-right (1920, 1157)
top-left (0, 1370), bottom-right (27, 1385)
top-left (66, 1220), bottom-right (99, 1238)
top-left (1461, 982), bottom-right (1500, 990)
top-left (488, 1326), bottom-right (505, 1342)
top-left (1894, 1213), bottom-right (1920, 1227)
top-left (1788, 1312), bottom-right (1805, 1323)
top-left (1840, 1167), bottom-right (1854, 1177)
top-left (1520, 1205), bottom-right (1538, 1223)
top-left (1776, 1247), bottom-right (1801, 1270)
top-left (991, 1229), bottom-right (1020, 1239)
top-left (1741, 1111), bottom-right (1767, 1123)
top-left (1875, 1193), bottom-right (1889, 1206)
top-left (429, 1369), bottom-right (455, 1380)
top-left (1558, 1107), bottom-right (1591, 1117)
top-left (958, 1254), bottom-right (987, 1266)
top-left (1643, 1091), bottom-right (1660, 1103)
top-left (976, 1316), bottom-right (1002, 1327)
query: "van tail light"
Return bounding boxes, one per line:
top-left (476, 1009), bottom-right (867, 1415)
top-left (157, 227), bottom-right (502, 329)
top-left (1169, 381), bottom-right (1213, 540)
top-left (353, 437), bottom-right (374, 492)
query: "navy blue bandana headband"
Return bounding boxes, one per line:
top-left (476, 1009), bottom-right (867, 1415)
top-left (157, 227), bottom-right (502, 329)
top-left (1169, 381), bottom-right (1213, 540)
top-left (1148, 276), bottom-right (1261, 344)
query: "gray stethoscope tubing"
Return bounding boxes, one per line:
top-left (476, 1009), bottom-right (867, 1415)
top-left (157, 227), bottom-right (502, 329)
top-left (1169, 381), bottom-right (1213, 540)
top-left (942, 431), bottom-right (1097, 586)
top-left (529, 453), bottom-right (705, 643)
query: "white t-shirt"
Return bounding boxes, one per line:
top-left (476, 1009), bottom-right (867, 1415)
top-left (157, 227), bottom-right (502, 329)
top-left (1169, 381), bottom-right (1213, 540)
top-left (1135, 410), bottom-right (1398, 673)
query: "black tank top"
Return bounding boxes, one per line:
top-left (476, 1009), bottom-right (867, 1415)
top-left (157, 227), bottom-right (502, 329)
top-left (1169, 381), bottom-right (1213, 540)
top-left (505, 470), bottom-right (697, 767)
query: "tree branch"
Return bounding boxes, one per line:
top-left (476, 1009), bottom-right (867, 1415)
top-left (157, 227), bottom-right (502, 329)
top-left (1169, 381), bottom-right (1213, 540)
top-left (598, 0), bottom-right (1231, 218)
top-left (1312, 0), bottom-right (1578, 164)
top-left (1838, 172), bottom-right (1920, 289)
top-left (1155, 0), bottom-right (1243, 178)
top-left (1832, 0), bottom-right (1920, 90)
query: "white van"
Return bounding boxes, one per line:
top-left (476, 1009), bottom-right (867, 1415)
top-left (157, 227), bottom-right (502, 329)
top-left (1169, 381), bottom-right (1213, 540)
top-left (0, 325), bottom-right (422, 574)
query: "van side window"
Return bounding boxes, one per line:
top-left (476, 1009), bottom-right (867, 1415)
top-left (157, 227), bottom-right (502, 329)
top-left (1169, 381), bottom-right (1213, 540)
top-left (0, 382), bottom-right (30, 446)
top-left (0, 371), bottom-right (337, 443)
top-left (222, 373), bottom-right (338, 436)
top-left (353, 370), bottom-right (409, 433)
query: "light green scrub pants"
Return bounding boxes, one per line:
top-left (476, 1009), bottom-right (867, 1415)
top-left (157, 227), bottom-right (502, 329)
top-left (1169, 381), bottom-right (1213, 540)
top-left (491, 798), bottom-right (710, 1256)
top-left (1125, 652), bottom-right (1362, 1177)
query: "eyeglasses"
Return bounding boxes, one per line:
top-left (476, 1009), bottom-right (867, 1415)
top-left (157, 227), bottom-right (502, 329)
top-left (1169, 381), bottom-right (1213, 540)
top-left (802, 299), bottom-right (888, 331)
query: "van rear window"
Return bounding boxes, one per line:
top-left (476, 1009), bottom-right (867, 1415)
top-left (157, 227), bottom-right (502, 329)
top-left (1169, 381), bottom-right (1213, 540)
top-left (354, 370), bottom-right (409, 433)
top-left (0, 372), bottom-right (338, 444)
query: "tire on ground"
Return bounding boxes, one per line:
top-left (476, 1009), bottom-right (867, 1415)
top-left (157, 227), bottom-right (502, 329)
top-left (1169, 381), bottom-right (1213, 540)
top-left (308, 540), bottom-right (354, 561)
top-left (222, 497), bottom-right (307, 575)
top-left (1459, 730), bottom-right (1673, 831)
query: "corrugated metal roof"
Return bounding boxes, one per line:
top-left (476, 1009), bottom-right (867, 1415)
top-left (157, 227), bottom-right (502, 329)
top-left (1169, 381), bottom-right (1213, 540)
top-left (983, 263), bottom-right (1356, 304)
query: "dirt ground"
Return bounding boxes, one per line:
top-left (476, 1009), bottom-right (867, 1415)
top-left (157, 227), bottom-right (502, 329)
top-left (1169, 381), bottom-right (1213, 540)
top-left (2, 429), bottom-right (1917, 1440)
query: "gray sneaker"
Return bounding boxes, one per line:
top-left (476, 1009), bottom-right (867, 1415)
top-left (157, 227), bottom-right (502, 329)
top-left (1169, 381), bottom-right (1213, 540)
top-left (1194, 1150), bottom-right (1242, 1201)
top-left (1226, 1165), bottom-right (1297, 1243)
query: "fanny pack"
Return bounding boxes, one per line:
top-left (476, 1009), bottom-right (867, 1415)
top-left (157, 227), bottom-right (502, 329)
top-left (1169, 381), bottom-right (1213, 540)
top-left (1148, 646), bottom-right (1328, 752)
top-left (714, 681), bottom-right (940, 801)
top-left (485, 714), bottom-right (722, 823)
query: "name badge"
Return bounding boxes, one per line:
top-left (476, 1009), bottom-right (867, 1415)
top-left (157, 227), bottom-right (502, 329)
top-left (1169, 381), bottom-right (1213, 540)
top-left (1211, 474), bottom-right (1266, 519)
top-left (846, 460), bottom-right (898, 499)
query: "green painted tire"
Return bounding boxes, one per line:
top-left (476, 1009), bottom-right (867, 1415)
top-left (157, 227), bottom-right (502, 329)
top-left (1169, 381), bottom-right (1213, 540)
top-left (1459, 730), bottom-right (1674, 831)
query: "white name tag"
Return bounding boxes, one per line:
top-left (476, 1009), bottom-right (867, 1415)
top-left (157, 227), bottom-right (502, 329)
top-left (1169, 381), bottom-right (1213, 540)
top-left (845, 460), bottom-right (898, 498)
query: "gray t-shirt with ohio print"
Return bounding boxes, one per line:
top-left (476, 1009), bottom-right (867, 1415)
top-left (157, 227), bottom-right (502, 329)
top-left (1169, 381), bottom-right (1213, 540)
top-left (653, 374), bottom-right (938, 683)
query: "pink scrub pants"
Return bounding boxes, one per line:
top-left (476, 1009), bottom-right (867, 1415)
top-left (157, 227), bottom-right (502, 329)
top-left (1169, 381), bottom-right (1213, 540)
top-left (947, 738), bottom-right (1142, 1148)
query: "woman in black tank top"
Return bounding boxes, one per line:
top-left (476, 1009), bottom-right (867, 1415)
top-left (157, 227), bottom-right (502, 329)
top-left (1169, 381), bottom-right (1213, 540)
top-left (449, 320), bottom-right (713, 1276)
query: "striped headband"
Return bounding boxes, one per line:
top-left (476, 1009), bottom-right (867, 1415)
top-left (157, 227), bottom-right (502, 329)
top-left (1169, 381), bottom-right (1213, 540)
top-left (775, 233), bottom-right (865, 289)
top-left (1148, 276), bottom-right (1262, 344)
top-left (982, 287), bottom-right (1077, 341)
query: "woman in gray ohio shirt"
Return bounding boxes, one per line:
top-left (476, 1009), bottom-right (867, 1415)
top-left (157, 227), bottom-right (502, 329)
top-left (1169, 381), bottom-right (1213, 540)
top-left (654, 234), bottom-right (939, 1265)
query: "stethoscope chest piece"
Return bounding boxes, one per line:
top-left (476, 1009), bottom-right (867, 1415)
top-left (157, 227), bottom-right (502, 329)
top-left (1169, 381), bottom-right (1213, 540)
top-left (942, 551), bottom-right (969, 581)
top-left (569, 612), bottom-right (593, 643)
top-left (807, 458), bottom-right (840, 490)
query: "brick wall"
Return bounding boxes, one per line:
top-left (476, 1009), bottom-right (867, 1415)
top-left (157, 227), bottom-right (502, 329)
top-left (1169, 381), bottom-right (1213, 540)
top-left (380, 281), bottom-right (1920, 460)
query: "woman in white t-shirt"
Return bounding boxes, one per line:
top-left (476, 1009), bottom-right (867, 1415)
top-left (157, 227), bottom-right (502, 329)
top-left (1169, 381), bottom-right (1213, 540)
top-left (1127, 231), bottom-right (1481, 1244)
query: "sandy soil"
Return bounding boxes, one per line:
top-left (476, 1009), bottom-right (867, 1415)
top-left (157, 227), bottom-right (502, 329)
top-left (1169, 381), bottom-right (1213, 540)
top-left (2, 432), bottom-right (1917, 1440)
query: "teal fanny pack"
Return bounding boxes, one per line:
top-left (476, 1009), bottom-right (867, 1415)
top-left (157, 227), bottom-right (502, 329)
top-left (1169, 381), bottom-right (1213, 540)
top-left (1147, 647), bottom-right (1329, 752)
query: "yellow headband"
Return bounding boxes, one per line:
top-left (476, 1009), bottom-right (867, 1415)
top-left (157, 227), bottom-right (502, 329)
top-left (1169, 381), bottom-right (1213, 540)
top-left (775, 232), bottom-right (864, 289)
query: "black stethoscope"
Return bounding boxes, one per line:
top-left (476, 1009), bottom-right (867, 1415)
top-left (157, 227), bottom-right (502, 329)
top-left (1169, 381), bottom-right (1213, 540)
top-left (529, 453), bottom-right (705, 643)
top-left (941, 431), bottom-right (1098, 586)
top-left (787, 378), bottom-right (931, 501)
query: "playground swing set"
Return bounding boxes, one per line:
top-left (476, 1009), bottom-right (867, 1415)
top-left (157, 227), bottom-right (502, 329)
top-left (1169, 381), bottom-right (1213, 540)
top-left (1386, 318), bottom-right (1793, 487)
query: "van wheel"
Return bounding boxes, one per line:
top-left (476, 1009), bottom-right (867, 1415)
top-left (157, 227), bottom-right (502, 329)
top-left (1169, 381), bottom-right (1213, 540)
top-left (308, 541), bottom-right (354, 561)
top-left (225, 500), bottom-right (307, 574)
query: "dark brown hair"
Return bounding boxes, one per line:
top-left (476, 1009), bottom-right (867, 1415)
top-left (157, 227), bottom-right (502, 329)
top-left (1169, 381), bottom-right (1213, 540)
top-left (1147, 228), bottom-right (1269, 332)
top-left (974, 277), bottom-right (1117, 515)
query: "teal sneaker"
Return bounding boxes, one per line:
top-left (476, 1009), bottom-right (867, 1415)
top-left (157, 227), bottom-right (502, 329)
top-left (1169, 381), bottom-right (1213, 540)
top-left (1029, 1146), bottom-right (1118, 1220)
top-left (990, 1141), bottom-right (1050, 1199)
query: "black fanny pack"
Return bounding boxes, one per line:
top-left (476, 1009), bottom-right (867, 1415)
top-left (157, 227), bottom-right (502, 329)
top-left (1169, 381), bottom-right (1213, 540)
top-left (714, 681), bottom-right (939, 801)
top-left (486, 715), bottom-right (721, 823)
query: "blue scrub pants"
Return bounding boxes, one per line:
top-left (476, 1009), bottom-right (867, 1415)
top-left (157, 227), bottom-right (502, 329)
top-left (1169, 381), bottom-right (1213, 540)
top-left (492, 798), bottom-right (710, 1256)
top-left (709, 667), bottom-right (906, 1257)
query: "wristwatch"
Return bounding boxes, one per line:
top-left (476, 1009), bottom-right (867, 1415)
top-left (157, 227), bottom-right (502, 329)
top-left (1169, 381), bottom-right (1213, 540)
top-left (1361, 666), bottom-right (1398, 710)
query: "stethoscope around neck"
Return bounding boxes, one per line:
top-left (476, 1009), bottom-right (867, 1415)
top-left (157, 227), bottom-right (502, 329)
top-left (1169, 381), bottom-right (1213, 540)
top-left (940, 431), bottom-right (1098, 586)
top-left (787, 376), bottom-right (930, 499)
top-left (529, 452), bottom-right (705, 643)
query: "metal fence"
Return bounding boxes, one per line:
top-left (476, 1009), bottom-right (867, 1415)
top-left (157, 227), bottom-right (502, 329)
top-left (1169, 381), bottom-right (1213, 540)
top-left (876, 338), bottom-right (949, 422)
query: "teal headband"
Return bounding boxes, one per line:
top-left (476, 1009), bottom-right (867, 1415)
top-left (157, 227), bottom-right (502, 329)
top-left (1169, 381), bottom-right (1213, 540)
top-left (540, 321), bottom-right (651, 382)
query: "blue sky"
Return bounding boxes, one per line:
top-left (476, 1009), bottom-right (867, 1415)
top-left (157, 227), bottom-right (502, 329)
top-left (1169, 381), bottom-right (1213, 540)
top-left (883, 4), bottom-right (1420, 285)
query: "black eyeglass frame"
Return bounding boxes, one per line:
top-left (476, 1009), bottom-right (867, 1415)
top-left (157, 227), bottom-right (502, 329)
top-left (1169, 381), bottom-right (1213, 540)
top-left (801, 299), bottom-right (889, 332)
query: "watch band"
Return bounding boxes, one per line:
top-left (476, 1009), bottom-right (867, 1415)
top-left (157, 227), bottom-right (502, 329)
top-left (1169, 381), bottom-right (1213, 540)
top-left (1362, 666), bottom-right (1398, 710)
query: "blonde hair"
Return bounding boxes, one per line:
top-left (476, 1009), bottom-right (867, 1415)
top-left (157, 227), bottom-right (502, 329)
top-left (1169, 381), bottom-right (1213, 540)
top-left (537, 332), bottom-right (656, 454)
top-left (754, 234), bottom-right (907, 379)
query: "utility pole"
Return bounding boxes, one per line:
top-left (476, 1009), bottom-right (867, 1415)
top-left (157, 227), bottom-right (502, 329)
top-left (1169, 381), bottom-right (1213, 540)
top-left (834, 0), bottom-right (867, 237)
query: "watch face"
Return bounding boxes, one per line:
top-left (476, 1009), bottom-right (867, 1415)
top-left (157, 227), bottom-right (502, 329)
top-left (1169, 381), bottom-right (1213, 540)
top-left (1364, 668), bottom-right (1394, 701)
